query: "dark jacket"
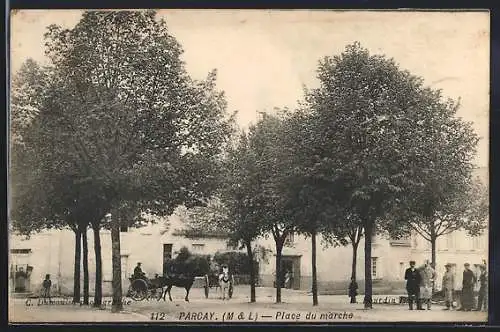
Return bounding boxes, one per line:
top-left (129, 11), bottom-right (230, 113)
top-left (462, 269), bottom-right (476, 289)
top-left (134, 266), bottom-right (145, 278)
top-left (405, 267), bottom-right (421, 291)
top-left (479, 271), bottom-right (487, 290)
top-left (43, 279), bottom-right (52, 289)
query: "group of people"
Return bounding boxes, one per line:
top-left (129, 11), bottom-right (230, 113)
top-left (404, 260), bottom-right (436, 310)
top-left (405, 260), bottom-right (488, 311)
top-left (347, 259), bottom-right (488, 311)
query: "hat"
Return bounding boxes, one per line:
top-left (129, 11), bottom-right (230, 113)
top-left (464, 263), bottom-right (470, 267)
top-left (445, 263), bottom-right (452, 267)
top-left (410, 260), bottom-right (416, 265)
top-left (137, 262), bottom-right (142, 265)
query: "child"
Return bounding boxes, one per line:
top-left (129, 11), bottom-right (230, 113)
top-left (348, 277), bottom-right (358, 303)
top-left (42, 274), bottom-right (52, 304)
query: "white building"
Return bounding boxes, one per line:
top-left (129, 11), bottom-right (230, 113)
top-left (10, 166), bottom-right (488, 297)
top-left (9, 217), bottom-right (487, 297)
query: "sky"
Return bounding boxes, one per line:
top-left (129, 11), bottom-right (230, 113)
top-left (10, 9), bottom-right (490, 168)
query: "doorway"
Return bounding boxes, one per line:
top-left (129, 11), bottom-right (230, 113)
top-left (10, 249), bottom-right (33, 293)
top-left (281, 255), bottom-right (301, 290)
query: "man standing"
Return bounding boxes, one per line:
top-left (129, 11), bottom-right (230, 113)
top-left (459, 263), bottom-right (476, 311)
top-left (42, 274), bottom-right (52, 304)
top-left (405, 260), bottom-right (422, 310)
top-left (442, 263), bottom-right (455, 310)
top-left (475, 264), bottom-right (487, 311)
top-left (419, 260), bottom-right (437, 310)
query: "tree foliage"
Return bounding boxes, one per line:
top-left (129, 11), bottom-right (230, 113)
top-left (303, 42), bottom-right (481, 308)
top-left (10, 10), bottom-right (235, 309)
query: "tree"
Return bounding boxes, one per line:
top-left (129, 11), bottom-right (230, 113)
top-left (305, 42), bottom-right (479, 309)
top-left (32, 10), bottom-right (235, 310)
top-left (217, 132), bottom-right (267, 303)
top-left (179, 131), bottom-right (265, 303)
top-left (11, 73), bottom-right (92, 304)
top-left (386, 94), bottom-right (484, 274)
top-left (10, 59), bottom-right (49, 146)
top-left (247, 113), bottom-right (298, 304)
top-left (399, 177), bottom-right (487, 276)
top-left (280, 110), bottom-right (353, 306)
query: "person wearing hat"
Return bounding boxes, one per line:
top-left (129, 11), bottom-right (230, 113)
top-left (133, 262), bottom-right (146, 279)
top-left (458, 263), bottom-right (476, 311)
top-left (475, 264), bottom-right (488, 311)
top-left (419, 260), bottom-right (436, 310)
top-left (405, 260), bottom-right (423, 310)
top-left (442, 263), bottom-right (455, 310)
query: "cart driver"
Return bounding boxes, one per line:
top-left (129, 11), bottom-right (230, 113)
top-left (133, 262), bottom-right (146, 279)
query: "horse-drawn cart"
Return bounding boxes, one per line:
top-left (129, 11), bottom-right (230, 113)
top-left (203, 266), bottom-right (234, 299)
top-left (127, 276), bottom-right (164, 301)
top-left (127, 274), bottom-right (195, 302)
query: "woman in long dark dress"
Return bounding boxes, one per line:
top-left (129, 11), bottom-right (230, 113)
top-left (459, 263), bottom-right (476, 311)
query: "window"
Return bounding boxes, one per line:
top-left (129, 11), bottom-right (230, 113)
top-left (472, 236), bottom-right (483, 250)
top-left (192, 244), bottom-right (205, 254)
top-left (10, 249), bottom-right (32, 254)
top-left (446, 233), bottom-right (455, 250)
top-left (371, 257), bottom-right (378, 278)
top-left (390, 236), bottom-right (411, 247)
top-left (412, 235), bottom-right (418, 249)
top-left (285, 233), bottom-right (295, 246)
top-left (10, 249), bottom-right (31, 269)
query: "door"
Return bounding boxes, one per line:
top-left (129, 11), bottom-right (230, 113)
top-left (11, 249), bottom-right (32, 293)
top-left (280, 256), bottom-right (300, 289)
top-left (281, 259), bottom-right (293, 288)
top-left (292, 257), bottom-right (301, 290)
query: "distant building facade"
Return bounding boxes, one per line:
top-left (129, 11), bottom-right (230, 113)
top-left (9, 167), bottom-right (488, 297)
top-left (9, 220), bottom-right (487, 297)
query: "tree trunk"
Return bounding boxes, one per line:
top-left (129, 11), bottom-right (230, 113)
top-left (92, 223), bottom-right (102, 307)
top-left (311, 229), bottom-right (318, 306)
top-left (245, 241), bottom-right (256, 303)
top-left (275, 242), bottom-right (283, 304)
top-left (363, 220), bottom-right (373, 309)
top-left (82, 228), bottom-right (89, 305)
top-left (72, 229), bottom-right (82, 304)
top-left (111, 217), bottom-right (123, 312)
top-left (431, 235), bottom-right (437, 294)
top-left (351, 241), bottom-right (359, 281)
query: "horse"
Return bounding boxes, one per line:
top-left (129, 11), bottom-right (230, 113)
top-left (218, 266), bottom-right (233, 300)
top-left (153, 274), bottom-right (195, 302)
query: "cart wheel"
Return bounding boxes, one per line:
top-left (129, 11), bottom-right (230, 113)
top-left (130, 289), bottom-right (147, 301)
top-left (130, 279), bottom-right (148, 301)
